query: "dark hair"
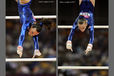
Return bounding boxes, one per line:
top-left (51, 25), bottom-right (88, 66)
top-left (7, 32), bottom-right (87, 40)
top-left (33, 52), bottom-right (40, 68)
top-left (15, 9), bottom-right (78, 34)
top-left (32, 22), bottom-right (43, 32)
top-left (31, 19), bottom-right (52, 32)
top-left (78, 18), bottom-right (87, 25)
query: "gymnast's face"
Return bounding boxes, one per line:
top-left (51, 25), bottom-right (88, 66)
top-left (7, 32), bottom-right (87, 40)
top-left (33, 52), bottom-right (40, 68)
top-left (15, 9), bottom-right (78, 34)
top-left (28, 27), bottom-right (39, 36)
top-left (78, 21), bottom-right (88, 32)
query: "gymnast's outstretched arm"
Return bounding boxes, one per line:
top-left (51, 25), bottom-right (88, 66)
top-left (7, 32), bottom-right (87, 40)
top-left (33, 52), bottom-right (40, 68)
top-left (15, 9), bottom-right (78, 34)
top-left (68, 18), bottom-right (78, 41)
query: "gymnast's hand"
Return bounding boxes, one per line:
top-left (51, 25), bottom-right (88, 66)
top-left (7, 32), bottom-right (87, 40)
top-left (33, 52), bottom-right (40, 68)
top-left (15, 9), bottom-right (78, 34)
top-left (85, 44), bottom-right (93, 55)
top-left (66, 40), bottom-right (73, 52)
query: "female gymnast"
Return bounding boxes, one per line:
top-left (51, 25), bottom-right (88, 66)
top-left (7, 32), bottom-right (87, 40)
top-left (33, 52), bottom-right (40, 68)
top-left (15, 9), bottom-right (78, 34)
top-left (66, 0), bottom-right (95, 55)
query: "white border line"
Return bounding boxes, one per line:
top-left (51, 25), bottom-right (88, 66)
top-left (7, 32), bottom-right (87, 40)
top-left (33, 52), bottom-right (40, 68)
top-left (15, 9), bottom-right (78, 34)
top-left (6, 58), bottom-right (56, 62)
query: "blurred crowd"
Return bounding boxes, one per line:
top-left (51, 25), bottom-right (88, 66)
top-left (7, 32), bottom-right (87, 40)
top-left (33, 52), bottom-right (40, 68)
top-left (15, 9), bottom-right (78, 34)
top-left (6, 62), bottom-right (56, 76)
top-left (58, 29), bottom-right (108, 66)
top-left (6, 19), bottom-right (56, 58)
top-left (59, 69), bottom-right (108, 76)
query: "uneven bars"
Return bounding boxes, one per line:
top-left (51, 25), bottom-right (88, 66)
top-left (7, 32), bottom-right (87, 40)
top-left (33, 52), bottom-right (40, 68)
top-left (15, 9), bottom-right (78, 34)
top-left (58, 66), bottom-right (109, 70)
top-left (58, 25), bottom-right (109, 29)
top-left (6, 15), bottom-right (56, 19)
top-left (6, 58), bottom-right (56, 62)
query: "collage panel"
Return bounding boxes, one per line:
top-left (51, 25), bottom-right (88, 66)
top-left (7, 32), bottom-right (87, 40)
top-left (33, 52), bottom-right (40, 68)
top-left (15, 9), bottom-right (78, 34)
top-left (6, 0), bottom-right (56, 76)
top-left (58, 0), bottom-right (108, 66)
top-left (58, 0), bottom-right (109, 75)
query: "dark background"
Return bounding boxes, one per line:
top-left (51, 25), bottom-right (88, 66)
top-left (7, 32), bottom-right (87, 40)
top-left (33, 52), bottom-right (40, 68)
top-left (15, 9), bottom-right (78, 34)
top-left (6, 62), bottom-right (56, 76)
top-left (59, 69), bottom-right (108, 76)
top-left (6, 0), bottom-right (56, 16)
top-left (58, 0), bottom-right (108, 25)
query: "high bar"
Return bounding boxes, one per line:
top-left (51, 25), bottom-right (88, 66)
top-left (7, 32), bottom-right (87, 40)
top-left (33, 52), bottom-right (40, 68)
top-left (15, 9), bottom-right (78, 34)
top-left (58, 66), bottom-right (109, 70)
top-left (6, 15), bottom-right (56, 19)
top-left (58, 25), bottom-right (109, 29)
top-left (6, 58), bottom-right (56, 62)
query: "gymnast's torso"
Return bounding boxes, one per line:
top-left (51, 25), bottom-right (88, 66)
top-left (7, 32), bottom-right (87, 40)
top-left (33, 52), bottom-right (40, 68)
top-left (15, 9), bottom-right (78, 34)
top-left (79, 0), bottom-right (94, 27)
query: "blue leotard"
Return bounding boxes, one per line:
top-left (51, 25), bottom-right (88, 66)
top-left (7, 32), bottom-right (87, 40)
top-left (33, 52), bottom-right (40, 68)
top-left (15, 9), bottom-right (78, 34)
top-left (17, 0), bottom-right (39, 50)
top-left (68, 0), bottom-right (94, 44)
